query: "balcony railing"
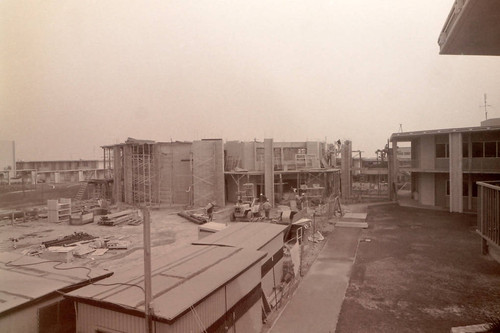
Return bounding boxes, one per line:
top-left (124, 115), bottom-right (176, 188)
top-left (477, 181), bottom-right (500, 254)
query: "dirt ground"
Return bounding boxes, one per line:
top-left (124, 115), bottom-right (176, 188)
top-left (336, 204), bottom-right (500, 333)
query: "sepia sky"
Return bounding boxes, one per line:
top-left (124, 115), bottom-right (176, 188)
top-left (1, 0), bottom-right (500, 160)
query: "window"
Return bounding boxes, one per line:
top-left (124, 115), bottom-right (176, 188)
top-left (484, 142), bottom-right (497, 157)
top-left (436, 144), bottom-right (448, 158)
top-left (462, 142), bottom-right (469, 158)
top-left (472, 142), bottom-right (484, 157)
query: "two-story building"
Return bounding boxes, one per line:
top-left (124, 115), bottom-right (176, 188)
top-left (389, 119), bottom-right (500, 213)
top-left (224, 139), bottom-right (341, 205)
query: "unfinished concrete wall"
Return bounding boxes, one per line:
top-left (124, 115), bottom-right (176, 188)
top-left (306, 141), bottom-right (321, 168)
top-left (341, 140), bottom-right (352, 199)
top-left (156, 142), bottom-right (192, 205)
top-left (242, 142), bottom-right (256, 171)
top-left (192, 140), bottom-right (225, 207)
top-left (264, 139), bottom-right (274, 206)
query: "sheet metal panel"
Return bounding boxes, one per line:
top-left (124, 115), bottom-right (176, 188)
top-left (77, 303), bottom-right (145, 333)
top-left (0, 252), bottom-right (110, 315)
top-left (68, 245), bottom-right (265, 323)
top-left (225, 263), bottom-right (261, 310)
top-left (233, 299), bottom-right (262, 333)
top-left (193, 222), bottom-right (287, 251)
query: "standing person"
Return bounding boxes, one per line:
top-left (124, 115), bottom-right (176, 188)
top-left (262, 199), bottom-right (272, 220)
top-left (205, 201), bottom-right (215, 221)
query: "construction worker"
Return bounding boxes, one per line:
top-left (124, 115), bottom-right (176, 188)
top-left (262, 199), bottom-right (272, 219)
top-left (205, 202), bottom-right (215, 221)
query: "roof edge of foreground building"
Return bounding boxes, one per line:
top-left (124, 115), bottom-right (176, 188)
top-left (66, 243), bottom-right (267, 332)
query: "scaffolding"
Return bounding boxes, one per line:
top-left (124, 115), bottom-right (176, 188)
top-left (131, 143), bottom-right (155, 206)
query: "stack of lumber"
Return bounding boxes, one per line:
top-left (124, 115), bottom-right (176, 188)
top-left (98, 210), bottom-right (142, 226)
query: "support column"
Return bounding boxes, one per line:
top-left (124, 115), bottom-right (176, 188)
top-left (264, 138), bottom-right (274, 206)
top-left (388, 139), bottom-right (399, 201)
top-left (340, 140), bottom-right (352, 200)
top-left (449, 132), bottom-right (463, 213)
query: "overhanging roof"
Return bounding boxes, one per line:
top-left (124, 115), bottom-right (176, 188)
top-left (390, 125), bottom-right (500, 141)
top-left (438, 0), bottom-right (500, 55)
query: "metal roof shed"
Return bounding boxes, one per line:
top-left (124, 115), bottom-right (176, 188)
top-left (193, 222), bottom-right (288, 302)
top-left (0, 252), bottom-right (112, 333)
top-left (66, 244), bottom-right (266, 333)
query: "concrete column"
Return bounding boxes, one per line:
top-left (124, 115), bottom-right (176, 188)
top-left (341, 140), bottom-right (352, 199)
top-left (264, 139), bottom-right (274, 206)
top-left (54, 172), bottom-right (60, 184)
top-left (449, 132), bottom-right (463, 213)
top-left (31, 170), bottom-right (37, 184)
top-left (78, 170), bottom-right (84, 182)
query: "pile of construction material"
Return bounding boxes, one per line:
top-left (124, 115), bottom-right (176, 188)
top-left (23, 232), bottom-right (131, 262)
top-left (98, 210), bottom-right (142, 226)
top-left (177, 211), bottom-right (209, 224)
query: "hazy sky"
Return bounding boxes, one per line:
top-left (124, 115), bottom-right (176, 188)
top-left (1, 0), bottom-right (500, 160)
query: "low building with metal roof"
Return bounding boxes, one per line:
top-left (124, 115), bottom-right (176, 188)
top-left (66, 244), bottom-right (266, 333)
top-left (0, 252), bottom-right (112, 333)
top-left (193, 222), bottom-right (288, 310)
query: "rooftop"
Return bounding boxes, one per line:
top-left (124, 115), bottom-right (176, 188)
top-left (66, 244), bottom-right (265, 323)
top-left (390, 123), bottom-right (500, 141)
top-left (0, 252), bottom-right (112, 316)
top-left (193, 222), bottom-right (287, 250)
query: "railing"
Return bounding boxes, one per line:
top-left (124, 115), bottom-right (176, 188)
top-left (477, 181), bottom-right (500, 254)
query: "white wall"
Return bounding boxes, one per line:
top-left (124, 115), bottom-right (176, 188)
top-left (418, 173), bottom-right (435, 206)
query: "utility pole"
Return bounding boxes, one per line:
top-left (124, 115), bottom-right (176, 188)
top-left (480, 93), bottom-right (492, 120)
top-left (143, 208), bottom-right (153, 333)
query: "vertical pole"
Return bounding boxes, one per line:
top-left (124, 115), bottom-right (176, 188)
top-left (143, 208), bottom-right (153, 333)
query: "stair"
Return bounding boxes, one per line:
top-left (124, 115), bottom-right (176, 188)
top-left (75, 182), bottom-right (89, 201)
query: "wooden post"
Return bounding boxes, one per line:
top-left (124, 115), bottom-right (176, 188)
top-left (143, 208), bottom-right (153, 333)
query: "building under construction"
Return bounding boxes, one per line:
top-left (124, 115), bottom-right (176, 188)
top-left (103, 138), bottom-right (342, 208)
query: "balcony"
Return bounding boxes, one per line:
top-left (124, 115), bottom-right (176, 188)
top-left (477, 181), bottom-right (500, 258)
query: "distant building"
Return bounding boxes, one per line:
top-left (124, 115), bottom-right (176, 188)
top-left (0, 140), bottom-right (15, 182)
top-left (389, 119), bottom-right (500, 212)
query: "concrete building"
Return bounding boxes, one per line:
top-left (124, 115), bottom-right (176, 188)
top-left (389, 119), bottom-right (500, 212)
top-left (0, 252), bottom-right (111, 333)
top-left (66, 244), bottom-right (266, 333)
top-left (438, 0), bottom-right (500, 56)
top-left (14, 159), bottom-right (106, 184)
top-left (104, 138), bottom-right (341, 208)
top-left (224, 139), bottom-right (341, 205)
top-left (438, 0), bottom-right (500, 258)
top-left (103, 138), bottom-right (225, 207)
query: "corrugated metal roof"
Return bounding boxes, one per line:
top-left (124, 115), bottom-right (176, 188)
top-left (0, 252), bottom-right (112, 315)
top-left (67, 245), bottom-right (265, 322)
top-left (192, 222), bottom-right (287, 250)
